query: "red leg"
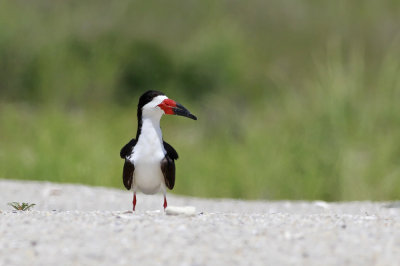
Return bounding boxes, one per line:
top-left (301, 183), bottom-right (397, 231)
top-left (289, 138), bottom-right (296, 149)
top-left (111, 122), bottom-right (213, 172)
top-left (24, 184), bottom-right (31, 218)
top-left (132, 192), bottom-right (136, 211)
top-left (163, 195), bottom-right (167, 210)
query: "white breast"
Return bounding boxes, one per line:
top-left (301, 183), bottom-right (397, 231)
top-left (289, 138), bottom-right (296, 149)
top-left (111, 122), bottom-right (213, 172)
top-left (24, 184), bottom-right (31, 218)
top-left (129, 115), bottom-right (166, 194)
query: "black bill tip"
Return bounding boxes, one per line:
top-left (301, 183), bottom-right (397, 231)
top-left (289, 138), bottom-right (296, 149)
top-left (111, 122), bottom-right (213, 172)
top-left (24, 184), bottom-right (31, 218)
top-left (187, 113), bottom-right (197, 120)
top-left (174, 103), bottom-right (197, 120)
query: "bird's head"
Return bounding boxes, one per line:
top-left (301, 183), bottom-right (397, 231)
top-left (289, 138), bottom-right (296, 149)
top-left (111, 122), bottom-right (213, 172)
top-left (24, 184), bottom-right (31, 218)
top-left (138, 90), bottom-right (197, 120)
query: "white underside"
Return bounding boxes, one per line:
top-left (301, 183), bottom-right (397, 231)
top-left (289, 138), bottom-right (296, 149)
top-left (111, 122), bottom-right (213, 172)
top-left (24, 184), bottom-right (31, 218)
top-left (128, 102), bottom-right (167, 195)
top-left (133, 162), bottom-right (166, 194)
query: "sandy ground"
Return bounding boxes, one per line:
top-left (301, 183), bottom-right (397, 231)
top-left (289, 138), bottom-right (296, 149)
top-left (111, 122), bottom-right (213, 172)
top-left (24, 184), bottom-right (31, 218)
top-left (0, 179), bottom-right (400, 266)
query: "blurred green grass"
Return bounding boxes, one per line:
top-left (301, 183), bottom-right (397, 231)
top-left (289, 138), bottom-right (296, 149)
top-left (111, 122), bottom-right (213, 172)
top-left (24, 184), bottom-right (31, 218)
top-left (1, 0), bottom-right (400, 200)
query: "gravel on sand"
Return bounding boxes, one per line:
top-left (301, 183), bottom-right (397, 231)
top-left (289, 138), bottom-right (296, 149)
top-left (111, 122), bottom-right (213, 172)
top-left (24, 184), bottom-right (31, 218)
top-left (1, 179), bottom-right (400, 266)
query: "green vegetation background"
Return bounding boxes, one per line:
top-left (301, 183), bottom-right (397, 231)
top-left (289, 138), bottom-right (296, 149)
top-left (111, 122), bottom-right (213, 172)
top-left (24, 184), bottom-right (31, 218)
top-left (1, 0), bottom-right (400, 200)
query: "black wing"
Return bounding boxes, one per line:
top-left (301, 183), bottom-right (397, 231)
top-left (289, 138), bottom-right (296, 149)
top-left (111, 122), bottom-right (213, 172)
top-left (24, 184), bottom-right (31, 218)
top-left (120, 138), bottom-right (137, 190)
top-left (120, 138), bottom-right (137, 158)
top-left (122, 160), bottom-right (135, 190)
top-left (161, 141), bottom-right (179, 190)
top-left (163, 141), bottom-right (178, 160)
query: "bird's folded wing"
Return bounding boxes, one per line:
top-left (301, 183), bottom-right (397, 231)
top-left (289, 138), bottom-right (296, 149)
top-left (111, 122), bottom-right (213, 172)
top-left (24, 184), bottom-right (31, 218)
top-left (163, 141), bottom-right (179, 160)
top-left (162, 141), bottom-right (178, 190)
top-left (120, 138), bottom-right (137, 159)
top-left (161, 156), bottom-right (175, 190)
top-left (120, 138), bottom-right (137, 190)
top-left (123, 160), bottom-right (135, 190)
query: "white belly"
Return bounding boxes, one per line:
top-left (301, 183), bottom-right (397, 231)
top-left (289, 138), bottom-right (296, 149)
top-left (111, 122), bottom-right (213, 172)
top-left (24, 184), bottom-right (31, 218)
top-left (128, 115), bottom-right (167, 195)
top-left (134, 161), bottom-right (164, 194)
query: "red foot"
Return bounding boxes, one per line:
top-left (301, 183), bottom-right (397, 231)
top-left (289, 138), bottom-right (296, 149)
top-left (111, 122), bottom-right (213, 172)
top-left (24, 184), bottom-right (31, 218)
top-left (163, 196), bottom-right (167, 210)
top-left (132, 193), bottom-right (136, 211)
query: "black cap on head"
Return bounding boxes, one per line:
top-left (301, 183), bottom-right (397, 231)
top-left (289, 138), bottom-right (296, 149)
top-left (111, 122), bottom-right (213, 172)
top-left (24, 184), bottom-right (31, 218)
top-left (138, 90), bottom-right (165, 109)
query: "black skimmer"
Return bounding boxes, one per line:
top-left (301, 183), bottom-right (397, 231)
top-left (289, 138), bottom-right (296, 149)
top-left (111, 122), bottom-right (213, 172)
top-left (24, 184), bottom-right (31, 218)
top-left (120, 90), bottom-right (197, 211)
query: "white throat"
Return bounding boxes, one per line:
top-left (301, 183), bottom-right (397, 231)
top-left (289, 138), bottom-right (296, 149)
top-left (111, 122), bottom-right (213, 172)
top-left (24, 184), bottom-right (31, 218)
top-left (139, 114), bottom-right (163, 144)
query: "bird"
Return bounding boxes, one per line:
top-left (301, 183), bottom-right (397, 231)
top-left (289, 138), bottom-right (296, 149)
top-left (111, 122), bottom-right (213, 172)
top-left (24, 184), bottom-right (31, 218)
top-left (120, 90), bottom-right (197, 211)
